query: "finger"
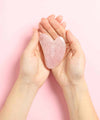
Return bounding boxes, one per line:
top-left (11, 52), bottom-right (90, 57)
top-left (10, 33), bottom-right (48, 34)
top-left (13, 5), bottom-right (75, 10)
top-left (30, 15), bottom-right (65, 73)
top-left (61, 21), bottom-right (66, 28)
top-left (48, 15), bottom-right (66, 40)
top-left (48, 15), bottom-right (65, 28)
top-left (40, 18), bottom-right (58, 40)
top-left (38, 23), bottom-right (49, 35)
top-left (38, 23), bottom-right (52, 39)
top-left (55, 15), bottom-right (63, 23)
top-left (66, 30), bottom-right (81, 51)
top-left (26, 29), bottom-right (39, 51)
top-left (55, 16), bottom-right (66, 28)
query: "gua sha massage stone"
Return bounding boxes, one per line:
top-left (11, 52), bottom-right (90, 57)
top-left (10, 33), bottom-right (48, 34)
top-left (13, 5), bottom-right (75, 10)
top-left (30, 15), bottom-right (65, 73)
top-left (39, 33), bottom-right (66, 69)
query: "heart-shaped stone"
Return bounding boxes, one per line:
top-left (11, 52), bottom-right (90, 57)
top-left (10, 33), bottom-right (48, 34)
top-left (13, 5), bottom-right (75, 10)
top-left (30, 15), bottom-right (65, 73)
top-left (39, 33), bottom-right (66, 69)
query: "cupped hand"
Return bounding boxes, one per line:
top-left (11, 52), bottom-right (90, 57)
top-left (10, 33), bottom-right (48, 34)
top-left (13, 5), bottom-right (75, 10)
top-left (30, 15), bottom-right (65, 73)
top-left (38, 15), bottom-right (85, 88)
top-left (19, 30), bottom-right (50, 88)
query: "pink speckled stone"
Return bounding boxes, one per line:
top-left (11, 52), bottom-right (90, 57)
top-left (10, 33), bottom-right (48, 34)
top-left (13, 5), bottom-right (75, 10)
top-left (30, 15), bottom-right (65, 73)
top-left (39, 33), bottom-right (66, 69)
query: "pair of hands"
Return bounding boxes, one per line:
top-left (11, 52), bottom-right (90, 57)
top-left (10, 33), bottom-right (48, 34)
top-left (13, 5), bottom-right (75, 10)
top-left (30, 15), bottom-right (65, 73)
top-left (0, 15), bottom-right (98, 120)
top-left (19, 15), bottom-right (85, 90)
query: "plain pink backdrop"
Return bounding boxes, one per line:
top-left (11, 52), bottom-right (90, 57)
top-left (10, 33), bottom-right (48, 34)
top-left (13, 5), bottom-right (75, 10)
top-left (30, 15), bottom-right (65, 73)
top-left (0, 0), bottom-right (100, 119)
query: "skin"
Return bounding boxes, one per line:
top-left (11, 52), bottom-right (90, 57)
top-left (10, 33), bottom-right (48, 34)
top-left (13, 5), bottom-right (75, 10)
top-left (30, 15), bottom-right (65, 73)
top-left (0, 15), bottom-right (99, 120)
top-left (39, 15), bottom-right (85, 87)
top-left (39, 15), bottom-right (99, 120)
top-left (0, 30), bottom-right (50, 120)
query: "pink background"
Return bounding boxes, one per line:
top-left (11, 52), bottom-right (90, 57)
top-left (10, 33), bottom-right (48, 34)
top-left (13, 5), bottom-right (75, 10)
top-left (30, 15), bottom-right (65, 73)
top-left (0, 0), bottom-right (100, 119)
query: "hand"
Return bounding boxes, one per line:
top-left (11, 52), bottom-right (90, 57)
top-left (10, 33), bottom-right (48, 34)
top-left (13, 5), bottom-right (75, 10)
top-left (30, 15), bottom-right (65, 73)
top-left (19, 29), bottom-right (50, 88)
top-left (38, 15), bottom-right (99, 120)
top-left (39, 15), bottom-right (85, 88)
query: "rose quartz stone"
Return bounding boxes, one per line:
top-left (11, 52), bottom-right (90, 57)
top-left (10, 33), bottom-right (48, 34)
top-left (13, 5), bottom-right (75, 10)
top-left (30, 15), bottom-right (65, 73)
top-left (39, 33), bottom-right (66, 69)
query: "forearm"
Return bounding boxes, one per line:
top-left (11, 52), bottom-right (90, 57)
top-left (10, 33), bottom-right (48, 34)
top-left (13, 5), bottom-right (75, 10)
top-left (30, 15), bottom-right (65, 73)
top-left (62, 78), bottom-right (98, 120)
top-left (0, 76), bottom-right (38, 120)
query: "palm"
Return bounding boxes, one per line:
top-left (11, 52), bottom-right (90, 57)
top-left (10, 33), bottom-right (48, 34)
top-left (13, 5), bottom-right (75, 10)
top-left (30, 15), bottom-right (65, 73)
top-left (34, 44), bottom-right (50, 87)
top-left (52, 48), bottom-right (85, 87)
top-left (52, 56), bottom-right (69, 87)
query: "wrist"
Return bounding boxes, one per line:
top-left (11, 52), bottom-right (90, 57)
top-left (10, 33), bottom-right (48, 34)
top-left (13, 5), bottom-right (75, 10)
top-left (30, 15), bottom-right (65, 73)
top-left (62, 78), bottom-right (88, 110)
top-left (62, 77), bottom-right (87, 89)
top-left (61, 78), bottom-right (98, 120)
top-left (18, 74), bottom-right (40, 91)
top-left (62, 77), bottom-right (89, 100)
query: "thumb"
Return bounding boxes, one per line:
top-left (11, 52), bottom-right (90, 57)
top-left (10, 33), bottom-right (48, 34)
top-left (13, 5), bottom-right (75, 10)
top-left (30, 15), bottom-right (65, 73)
top-left (66, 30), bottom-right (81, 51)
top-left (26, 29), bottom-right (39, 51)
